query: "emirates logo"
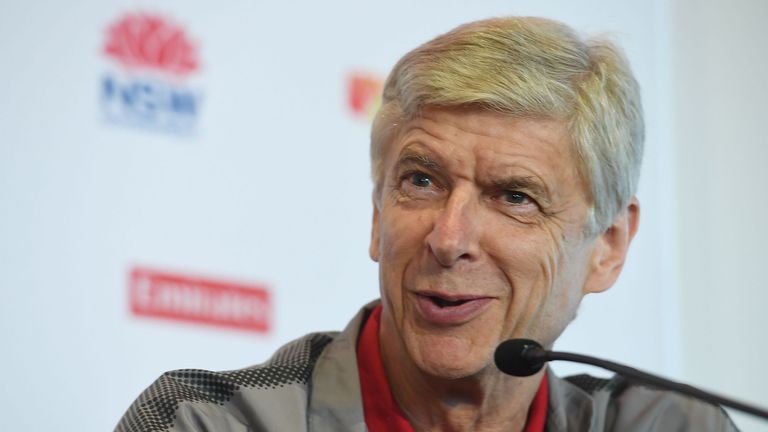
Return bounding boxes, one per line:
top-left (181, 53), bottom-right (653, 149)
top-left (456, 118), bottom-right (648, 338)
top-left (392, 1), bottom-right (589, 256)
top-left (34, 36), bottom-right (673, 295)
top-left (129, 266), bottom-right (272, 333)
top-left (104, 13), bottom-right (199, 76)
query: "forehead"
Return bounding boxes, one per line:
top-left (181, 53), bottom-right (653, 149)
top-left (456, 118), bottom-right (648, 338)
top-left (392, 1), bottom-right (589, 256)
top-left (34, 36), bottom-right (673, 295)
top-left (385, 107), bottom-right (582, 183)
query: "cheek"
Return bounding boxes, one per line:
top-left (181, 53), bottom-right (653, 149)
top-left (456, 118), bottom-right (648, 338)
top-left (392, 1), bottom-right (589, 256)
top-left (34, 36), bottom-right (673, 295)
top-left (491, 227), bottom-right (573, 336)
top-left (491, 230), bottom-right (561, 291)
top-left (527, 236), bottom-right (593, 343)
top-left (377, 209), bottom-right (433, 306)
top-left (378, 209), bottom-right (432, 261)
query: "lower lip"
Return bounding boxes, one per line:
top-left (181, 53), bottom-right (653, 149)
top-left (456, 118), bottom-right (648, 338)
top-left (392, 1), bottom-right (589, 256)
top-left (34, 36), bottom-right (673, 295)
top-left (414, 295), bottom-right (493, 326)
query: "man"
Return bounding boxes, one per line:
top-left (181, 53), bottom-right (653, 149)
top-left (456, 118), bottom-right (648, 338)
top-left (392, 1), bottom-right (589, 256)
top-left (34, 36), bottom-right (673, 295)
top-left (117, 17), bottom-right (737, 431)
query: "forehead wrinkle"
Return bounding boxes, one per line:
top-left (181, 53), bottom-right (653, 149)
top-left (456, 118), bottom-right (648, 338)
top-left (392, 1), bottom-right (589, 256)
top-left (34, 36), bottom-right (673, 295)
top-left (395, 112), bottom-right (579, 201)
top-left (396, 125), bottom-right (451, 160)
top-left (395, 133), bottom-right (475, 180)
top-left (475, 148), bottom-right (553, 198)
top-left (419, 108), bottom-right (524, 142)
top-left (399, 122), bottom-right (454, 146)
top-left (473, 135), bottom-right (576, 210)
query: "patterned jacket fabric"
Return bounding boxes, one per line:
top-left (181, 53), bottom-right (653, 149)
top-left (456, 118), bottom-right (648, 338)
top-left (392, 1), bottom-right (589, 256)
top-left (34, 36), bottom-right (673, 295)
top-left (116, 302), bottom-right (738, 431)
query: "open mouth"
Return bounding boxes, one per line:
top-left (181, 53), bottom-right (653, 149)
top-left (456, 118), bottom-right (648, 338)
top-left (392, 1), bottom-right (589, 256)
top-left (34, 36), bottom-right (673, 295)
top-left (415, 293), bottom-right (493, 325)
top-left (428, 296), bottom-right (471, 308)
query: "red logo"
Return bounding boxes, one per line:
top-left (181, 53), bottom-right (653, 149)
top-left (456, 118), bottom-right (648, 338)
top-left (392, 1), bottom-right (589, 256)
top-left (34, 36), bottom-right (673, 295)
top-left (129, 267), bottom-right (271, 333)
top-left (347, 72), bottom-right (383, 118)
top-left (104, 13), bottom-right (199, 76)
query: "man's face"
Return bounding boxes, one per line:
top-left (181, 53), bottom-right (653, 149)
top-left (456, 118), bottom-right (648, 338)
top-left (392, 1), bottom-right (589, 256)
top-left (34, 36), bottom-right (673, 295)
top-left (370, 107), bottom-right (608, 379)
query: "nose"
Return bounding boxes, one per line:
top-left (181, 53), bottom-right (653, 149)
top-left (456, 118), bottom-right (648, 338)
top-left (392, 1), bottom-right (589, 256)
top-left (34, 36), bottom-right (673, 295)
top-left (425, 188), bottom-right (480, 267)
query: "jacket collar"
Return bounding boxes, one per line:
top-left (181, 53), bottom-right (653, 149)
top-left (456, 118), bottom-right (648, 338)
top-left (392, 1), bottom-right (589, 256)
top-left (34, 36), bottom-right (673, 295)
top-left (308, 302), bottom-right (374, 432)
top-left (546, 369), bottom-right (597, 431)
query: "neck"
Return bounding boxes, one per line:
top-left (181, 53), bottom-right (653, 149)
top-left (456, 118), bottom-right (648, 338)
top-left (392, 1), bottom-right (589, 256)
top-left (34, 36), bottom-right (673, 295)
top-left (379, 323), bottom-right (544, 432)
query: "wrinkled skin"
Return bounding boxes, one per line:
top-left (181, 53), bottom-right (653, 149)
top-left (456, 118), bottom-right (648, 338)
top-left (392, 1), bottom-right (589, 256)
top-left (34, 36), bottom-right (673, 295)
top-left (369, 107), bottom-right (638, 430)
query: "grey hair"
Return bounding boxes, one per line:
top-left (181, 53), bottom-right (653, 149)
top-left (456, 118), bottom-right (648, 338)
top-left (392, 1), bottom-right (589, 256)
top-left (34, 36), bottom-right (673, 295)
top-left (370, 17), bottom-right (644, 234)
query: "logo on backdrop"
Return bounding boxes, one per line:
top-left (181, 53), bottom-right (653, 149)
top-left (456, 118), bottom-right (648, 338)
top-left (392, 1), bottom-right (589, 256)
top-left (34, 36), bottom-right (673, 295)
top-left (100, 12), bottom-right (202, 134)
top-left (347, 72), bottom-right (383, 120)
top-left (129, 266), bottom-right (272, 334)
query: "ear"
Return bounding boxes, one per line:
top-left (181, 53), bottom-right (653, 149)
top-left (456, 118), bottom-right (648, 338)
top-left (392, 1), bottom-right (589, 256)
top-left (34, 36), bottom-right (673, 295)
top-left (369, 192), bottom-right (381, 262)
top-left (583, 196), bottom-right (640, 294)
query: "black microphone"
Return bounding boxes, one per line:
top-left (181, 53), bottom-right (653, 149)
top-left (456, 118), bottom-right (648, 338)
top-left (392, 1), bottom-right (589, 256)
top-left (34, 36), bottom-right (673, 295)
top-left (494, 339), bottom-right (768, 421)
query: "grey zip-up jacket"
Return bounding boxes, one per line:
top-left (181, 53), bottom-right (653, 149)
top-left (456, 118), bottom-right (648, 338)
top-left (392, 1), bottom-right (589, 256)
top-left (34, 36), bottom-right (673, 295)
top-left (116, 303), bottom-right (738, 431)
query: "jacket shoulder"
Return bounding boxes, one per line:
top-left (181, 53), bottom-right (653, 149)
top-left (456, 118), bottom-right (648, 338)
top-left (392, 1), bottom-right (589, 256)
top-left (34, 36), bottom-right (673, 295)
top-left (116, 332), bottom-right (335, 432)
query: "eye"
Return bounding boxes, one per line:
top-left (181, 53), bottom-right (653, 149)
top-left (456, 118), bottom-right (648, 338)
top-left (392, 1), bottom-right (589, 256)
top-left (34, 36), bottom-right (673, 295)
top-left (500, 190), bottom-right (532, 205)
top-left (397, 171), bottom-right (443, 201)
top-left (408, 172), bottom-right (434, 188)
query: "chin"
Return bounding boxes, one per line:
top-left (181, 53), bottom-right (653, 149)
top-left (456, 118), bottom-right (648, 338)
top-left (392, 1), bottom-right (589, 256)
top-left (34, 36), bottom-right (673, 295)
top-left (407, 333), bottom-right (494, 380)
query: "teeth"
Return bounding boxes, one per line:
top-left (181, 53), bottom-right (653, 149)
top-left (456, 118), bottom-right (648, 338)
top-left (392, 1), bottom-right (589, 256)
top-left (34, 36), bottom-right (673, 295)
top-left (431, 297), bottom-right (468, 308)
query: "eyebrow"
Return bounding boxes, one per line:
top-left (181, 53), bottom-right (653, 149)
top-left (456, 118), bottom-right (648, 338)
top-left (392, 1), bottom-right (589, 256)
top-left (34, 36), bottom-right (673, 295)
top-left (396, 152), bottom-right (442, 170)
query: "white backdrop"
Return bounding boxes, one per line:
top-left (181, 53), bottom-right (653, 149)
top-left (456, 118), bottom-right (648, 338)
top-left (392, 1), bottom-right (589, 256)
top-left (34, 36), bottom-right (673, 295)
top-left (0, 1), bottom-right (688, 430)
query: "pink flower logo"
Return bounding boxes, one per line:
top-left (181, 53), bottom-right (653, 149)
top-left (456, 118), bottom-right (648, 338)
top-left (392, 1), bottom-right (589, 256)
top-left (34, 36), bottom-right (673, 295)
top-left (104, 13), bottom-right (199, 76)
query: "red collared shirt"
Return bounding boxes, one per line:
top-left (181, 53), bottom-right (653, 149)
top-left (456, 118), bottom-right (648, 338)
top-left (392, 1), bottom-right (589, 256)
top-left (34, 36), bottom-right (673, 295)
top-left (357, 306), bottom-right (548, 432)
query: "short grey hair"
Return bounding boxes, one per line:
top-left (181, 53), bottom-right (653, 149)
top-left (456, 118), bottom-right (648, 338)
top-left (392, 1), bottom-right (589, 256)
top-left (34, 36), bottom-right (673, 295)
top-left (370, 17), bottom-right (644, 234)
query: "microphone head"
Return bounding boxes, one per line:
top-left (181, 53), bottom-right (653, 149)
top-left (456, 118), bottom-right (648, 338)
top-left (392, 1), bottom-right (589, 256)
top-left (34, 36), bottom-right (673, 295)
top-left (494, 339), bottom-right (546, 377)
